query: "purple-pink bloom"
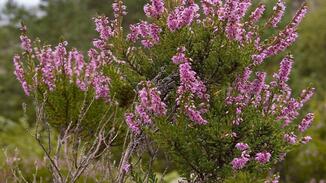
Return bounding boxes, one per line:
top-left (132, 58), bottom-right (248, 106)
top-left (127, 21), bottom-right (162, 48)
top-left (255, 152), bottom-right (271, 164)
top-left (300, 87), bottom-right (315, 105)
top-left (231, 154), bottom-right (250, 170)
top-left (125, 81), bottom-right (167, 133)
top-left (248, 4), bottom-right (266, 24)
top-left (172, 47), bottom-right (188, 64)
top-left (20, 35), bottom-right (33, 53)
top-left (185, 106), bottom-right (208, 125)
top-left (167, 3), bottom-right (200, 32)
top-left (112, 0), bottom-right (127, 18)
top-left (289, 5), bottom-right (308, 29)
top-left (235, 143), bottom-right (249, 151)
top-left (173, 48), bottom-right (209, 125)
top-left (13, 55), bottom-right (30, 96)
top-left (284, 133), bottom-right (297, 144)
top-left (125, 113), bottom-right (140, 134)
top-left (149, 87), bottom-right (167, 116)
top-left (144, 0), bottom-right (165, 18)
top-left (94, 16), bottom-right (114, 40)
top-left (269, 0), bottom-right (286, 28)
top-left (274, 56), bottom-right (294, 84)
top-left (38, 47), bottom-right (56, 91)
top-left (301, 136), bottom-right (312, 144)
top-left (92, 73), bottom-right (111, 102)
top-left (298, 113), bottom-right (314, 132)
top-left (135, 104), bottom-right (152, 124)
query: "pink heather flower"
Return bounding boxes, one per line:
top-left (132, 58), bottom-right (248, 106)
top-left (138, 87), bottom-right (150, 106)
top-left (223, 0), bottom-right (251, 42)
top-left (38, 47), bottom-right (56, 91)
top-left (66, 51), bottom-right (74, 78)
top-left (300, 88), bottom-right (315, 105)
top-left (13, 55), bottom-right (30, 96)
top-left (127, 21), bottom-right (162, 48)
top-left (173, 48), bottom-right (209, 125)
top-left (289, 5), bottom-right (308, 29)
top-left (94, 16), bottom-right (114, 40)
top-left (278, 98), bottom-right (301, 126)
top-left (225, 23), bottom-right (245, 42)
top-left (235, 143), bottom-right (249, 151)
top-left (20, 35), bottom-right (33, 53)
top-left (135, 104), bottom-right (152, 124)
top-left (178, 62), bottom-right (207, 100)
top-left (172, 47), bottom-right (187, 64)
top-left (255, 152), bottom-right (271, 164)
top-left (284, 133), bottom-right (297, 144)
top-left (185, 106), bottom-right (208, 125)
top-left (248, 4), bottom-right (266, 24)
top-left (93, 39), bottom-right (106, 50)
top-left (149, 87), bottom-right (167, 116)
top-left (231, 154), bottom-right (250, 170)
top-left (251, 72), bottom-right (266, 96)
top-left (201, 0), bottom-right (221, 16)
top-left (144, 0), bottom-right (165, 18)
top-left (126, 81), bottom-right (167, 133)
top-left (53, 41), bottom-right (68, 69)
top-left (70, 50), bottom-right (85, 77)
top-left (274, 56), bottom-right (293, 84)
top-left (270, 0), bottom-right (286, 28)
top-left (138, 82), bottom-right (167, 116)
top-left (125, 113), bottom-right (140, 134)
top-left (252, 28), bottom-right (298, 65)
top-left (298, 113), bottom-right (314, 132)
top-left (112, 0), bottom-right (127, 18)
top-left (301, 136), bottom-right (312, 144)
top-left (92, 73), bottom-right (111, 102)
top-left (167, 3), bottom-right (200, 32)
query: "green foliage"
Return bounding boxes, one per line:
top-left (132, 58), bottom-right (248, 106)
top-left (152, 91), bottom-right (290, 182)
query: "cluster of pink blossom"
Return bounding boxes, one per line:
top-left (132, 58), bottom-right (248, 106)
top-left (223, 0), bottom-right (252, 42)
top-left (228, 57), bottom-right (315, 127)
top-left (255, 152), bottom-right (271, 164)
top-left (231, 153), bottom-right (250, 170)
top-left (20, 35), bottom-right (33, 53)
top-left (167, 2), bottom-right (200, 32)
top-left (235, 142), bottom-right (249, 151)
top-left (200, 0), bottom-right (221, 16)
top-left (248, 4), bottom-right (266, 25)
top-left (227, 56), bottom-right (314, 168)
top-left (284, 133), bottom-right (297, 144)
top-left (269, 0), bottom-right (286, 28)
top-left (284, 134), bottom-right (312, 145)
top-left (173, 47), bottom-right (209, 125)
top-left (127, 21), bottom-right (162, 48)
top-left (14, 31), bottom-right (112, 102)
top-left (232, 142), bottom-right (272, 170)
top-left (252, 5), bottom-right (308, 65)
top-left (301, 136), bottom-right (312, 144)
top-left (94, 16), bottom-right (114, 41)
top-left (125, 81), bottom-right (167, 134)
top-left (298, 113), bottom-right (314, 132)
top-left (232, 143), bottom-right (250, 170)
top-left (144, 0), bottom-right (165, 18)
top-left (13, 55), bottom-right (30, 96)
top-left (112, 0), bottom-right (127, 18)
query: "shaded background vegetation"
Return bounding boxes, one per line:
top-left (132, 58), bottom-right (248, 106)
top-left (0, 0), bottom-right (325, 182)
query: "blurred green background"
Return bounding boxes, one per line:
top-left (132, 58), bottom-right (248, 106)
top-left (0, 0), bottom-right (325, 182)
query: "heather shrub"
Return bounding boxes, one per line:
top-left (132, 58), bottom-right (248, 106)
top-left (12, 0), bottom-right (315, 182)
